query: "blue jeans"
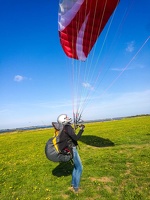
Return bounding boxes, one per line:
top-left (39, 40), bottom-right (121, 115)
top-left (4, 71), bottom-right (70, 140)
top-left (71, 147), bottom-right (83, 190)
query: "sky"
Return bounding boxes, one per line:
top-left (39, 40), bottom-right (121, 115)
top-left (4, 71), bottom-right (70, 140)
top-left (0, 0), bottom-right (150, 129)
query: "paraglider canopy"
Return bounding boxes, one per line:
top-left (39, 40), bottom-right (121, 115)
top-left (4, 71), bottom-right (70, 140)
top-left (58, 0), bottom-right (120, 61)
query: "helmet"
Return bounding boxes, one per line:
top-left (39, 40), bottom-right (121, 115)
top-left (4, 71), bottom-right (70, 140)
top-left (57, 114), bottom-right (72, 125)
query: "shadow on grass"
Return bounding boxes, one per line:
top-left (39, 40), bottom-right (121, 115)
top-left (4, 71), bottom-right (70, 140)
top-left (80, 135), bottom-right (115, 147)
top-left (52, 135), bottom-right (114, 177)
top-left (52, 161), bottom-right (73, 177)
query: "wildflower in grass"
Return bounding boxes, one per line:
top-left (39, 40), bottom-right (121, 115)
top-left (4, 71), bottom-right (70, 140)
top-left (45, 188), bottom-right (50, 192)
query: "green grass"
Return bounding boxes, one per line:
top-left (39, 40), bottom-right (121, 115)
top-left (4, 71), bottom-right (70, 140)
top-left (0, 116), bottom-right (150, 200)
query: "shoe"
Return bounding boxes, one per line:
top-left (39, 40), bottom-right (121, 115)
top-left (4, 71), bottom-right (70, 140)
top-left (73, 187), bottom-right (79, 192)
top-left (69, 186), bottom-right (78, 193)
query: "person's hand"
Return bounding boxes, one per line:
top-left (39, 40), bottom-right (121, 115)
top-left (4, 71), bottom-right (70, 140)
top-left (80, 124), bottom-right (85, 130)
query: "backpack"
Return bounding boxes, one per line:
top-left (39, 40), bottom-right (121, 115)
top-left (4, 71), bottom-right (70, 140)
top-left (45, 122), bottom-right (72, 162)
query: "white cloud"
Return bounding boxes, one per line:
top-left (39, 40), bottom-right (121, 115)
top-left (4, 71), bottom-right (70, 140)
top-left (126, 41), bottom-right (135, 53)
top-left (82, 82), bottom-right (94, 91)
top-left (14, 75), bottom-right (25, 82)
top-left (112, 63), bottom-right (145, 72)
top-left (14, 75), bottom-right (32, 82)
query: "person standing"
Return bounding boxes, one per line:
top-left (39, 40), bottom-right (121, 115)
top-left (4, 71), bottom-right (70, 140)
top-left (57, 114), bottom-right (85, 192)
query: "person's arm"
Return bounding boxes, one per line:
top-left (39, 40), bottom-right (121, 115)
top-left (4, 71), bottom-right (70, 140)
top-left (66, 125), bottom-right (84, 141)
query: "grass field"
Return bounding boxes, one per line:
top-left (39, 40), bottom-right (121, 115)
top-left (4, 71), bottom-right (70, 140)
top-left (0, 116), bottom-right (150, 200)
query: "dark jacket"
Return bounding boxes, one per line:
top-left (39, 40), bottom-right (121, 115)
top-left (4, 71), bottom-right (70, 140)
top-left (58, 124), bottom-right (84, 153)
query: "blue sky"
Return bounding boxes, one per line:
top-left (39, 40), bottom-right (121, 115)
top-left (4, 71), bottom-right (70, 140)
top-left (0, 0), bottom-right (150, 129)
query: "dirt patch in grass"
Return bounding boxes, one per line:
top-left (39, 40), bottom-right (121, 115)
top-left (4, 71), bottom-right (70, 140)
top-left (90, 177), bottom-right (113, 194)
top-left (125, 162), bottom-right (132, 175)
top-left (61, 194), bottom-right (69, 199)
top-left (90, 176), bottom-right (113, 183)
top-left (104, 185), bottom-right (113, 193)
